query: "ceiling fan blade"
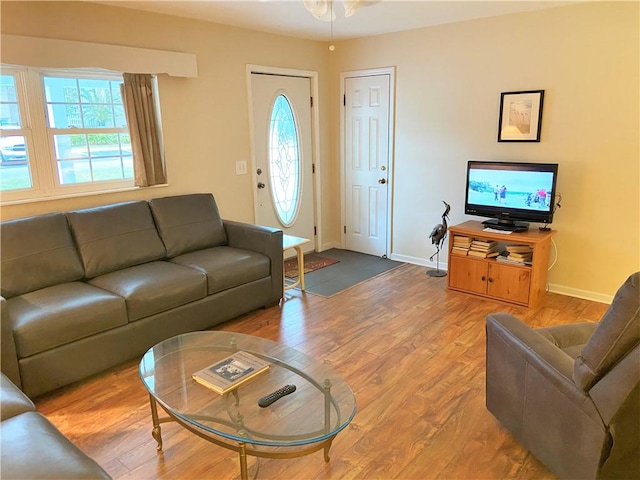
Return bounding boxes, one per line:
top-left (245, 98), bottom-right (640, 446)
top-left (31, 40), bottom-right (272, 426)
top-left (342, 0), bottom-right (364, 18)
top-left (303, 0), bottom-right (329, 19)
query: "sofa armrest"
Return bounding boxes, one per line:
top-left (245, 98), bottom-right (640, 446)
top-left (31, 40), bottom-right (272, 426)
top-left (1, 296), bottom-right (22, 389)
top-left (223, 220), bottom-right (283, 303)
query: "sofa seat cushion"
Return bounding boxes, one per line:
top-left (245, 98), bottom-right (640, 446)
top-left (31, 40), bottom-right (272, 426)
top-left (88, 261), bottom-right (207, 322)
top-left (149, 193), bottom-right (228, 258)
top-left (0, 411), bottom-right (110, 479)
top-left (0, 374), bottom-right (35, 421)
top-left (66, 201), bottom-right (167, 278)
top-left (536, 322), bottom-right (598, 361)
top-left (171, 246), bottom-right (270, 295)
top-left (8, 282), bottom-right (127, 358)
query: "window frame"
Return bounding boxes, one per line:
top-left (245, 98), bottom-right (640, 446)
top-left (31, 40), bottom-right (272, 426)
top-left (1, 65), bottom-right (137, 204)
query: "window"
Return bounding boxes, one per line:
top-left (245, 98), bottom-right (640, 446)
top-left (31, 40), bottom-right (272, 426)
top-left (268, 94), bottom-right (301, 227)
top-left (0, 65), bottom-right (137, 203)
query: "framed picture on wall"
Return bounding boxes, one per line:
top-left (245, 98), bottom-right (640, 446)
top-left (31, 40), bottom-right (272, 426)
top-left (497, 90), bottom-right (544, 142)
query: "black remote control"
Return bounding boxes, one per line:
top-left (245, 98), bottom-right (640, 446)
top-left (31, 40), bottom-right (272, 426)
top-left (258, 384), bottom-right (296, 408)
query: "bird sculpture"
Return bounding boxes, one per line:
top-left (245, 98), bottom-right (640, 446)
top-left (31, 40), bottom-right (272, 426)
top-left (428, 201), bottom-right (450, 277)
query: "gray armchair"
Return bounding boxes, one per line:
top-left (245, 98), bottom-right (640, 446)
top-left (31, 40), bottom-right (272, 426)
top-left (486, 272), bottom-right (639, 479)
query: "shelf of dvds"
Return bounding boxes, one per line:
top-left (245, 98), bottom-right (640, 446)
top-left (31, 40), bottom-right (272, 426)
top-left (447, 221), bottom-right (556, 308)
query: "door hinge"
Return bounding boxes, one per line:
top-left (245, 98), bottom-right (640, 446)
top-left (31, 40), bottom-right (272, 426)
top-left (310, 96), bottom-right (313, 107)
top-left (344, 225), bottom-right (347, 234)
top-left (343, 94), bottom-right (346, 106)
top-left (312, 163), bottom-right (315, 174)
top-left (314, 226), bottom-right (317, 236)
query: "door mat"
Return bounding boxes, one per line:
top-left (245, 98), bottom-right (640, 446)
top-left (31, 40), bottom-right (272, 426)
top-left (284, 255), bottom-right (339, 278)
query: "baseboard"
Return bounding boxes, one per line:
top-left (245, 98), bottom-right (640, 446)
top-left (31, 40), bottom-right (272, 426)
top-left (389, 252), bottom-right (448, 271)
top-left (548, 284), bottom-right (612, 305)
top-left (318, 241), bottom-right (342, 252)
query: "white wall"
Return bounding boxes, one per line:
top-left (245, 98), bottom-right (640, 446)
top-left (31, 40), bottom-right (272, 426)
top-left (330, 1), bottom-right (639, 299)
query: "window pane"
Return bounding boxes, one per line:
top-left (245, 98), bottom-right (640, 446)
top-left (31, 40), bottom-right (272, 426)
top-left (0, 75), bottom-right (17, 102)
top-left (268, 94), bottom-right (301, 227)
top-left (54, 134), bottom-right (88, 160)
top-left (92, 157), bottom-right (125, 181)
top-left (0, 74), bottom-right (22, 129)
top-left (82, 104), bottom-right (115, 128)
top-left (0, 135), bottom-right (32, 190)
top-left (43, 77), bottom-right (79, 103)
top-left (57, 160), bottom-right (92, 185)
top-left (79, 79), bottom-right (112, 103)
top-left (111, 81), bottom-right (122, 103)
top-left (113, 105), bottom-right (126, 128)
top-left (49, 103), bottom-right (83, 129)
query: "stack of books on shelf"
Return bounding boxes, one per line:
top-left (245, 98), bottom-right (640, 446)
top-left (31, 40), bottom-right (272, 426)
top-left (497, 244), bottom-right (533, 265)
top-left (468, 239), bottom-right (500, 258)
top-left (451, 235), bottom-right (473, 255)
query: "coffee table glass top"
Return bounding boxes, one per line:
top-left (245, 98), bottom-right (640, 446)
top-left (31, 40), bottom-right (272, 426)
top-left (139, 331), bottom-right (356, 447)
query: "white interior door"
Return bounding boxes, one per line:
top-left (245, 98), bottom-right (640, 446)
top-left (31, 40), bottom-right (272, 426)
top-left (344, 74), bottom-right (391, 256)
top-left (251, 74), bottom-right (314, 243)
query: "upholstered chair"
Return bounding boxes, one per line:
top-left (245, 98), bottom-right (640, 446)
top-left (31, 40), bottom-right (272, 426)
top-left (485, 272), bottom-right (639, 479)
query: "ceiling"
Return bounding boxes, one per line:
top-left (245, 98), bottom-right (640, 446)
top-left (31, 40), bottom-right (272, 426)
top-left (95, 0), bottom-right (580, 41)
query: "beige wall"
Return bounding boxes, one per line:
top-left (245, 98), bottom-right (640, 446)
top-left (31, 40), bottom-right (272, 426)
top-left (331, 1), bottom-right (639, 299)
top-left (1, 1), bottom-right (638, 300)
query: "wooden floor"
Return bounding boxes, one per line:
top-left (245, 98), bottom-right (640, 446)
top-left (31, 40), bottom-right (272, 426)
top-left (35, 264), bottom-right (608, 480)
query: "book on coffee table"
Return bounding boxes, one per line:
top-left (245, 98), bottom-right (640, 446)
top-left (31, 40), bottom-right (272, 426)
top-left (192, 351), bottom-right (270, 395)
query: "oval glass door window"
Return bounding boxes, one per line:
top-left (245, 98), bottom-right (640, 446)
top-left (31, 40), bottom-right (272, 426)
top-left (268, 94), bottom-right (301, 227)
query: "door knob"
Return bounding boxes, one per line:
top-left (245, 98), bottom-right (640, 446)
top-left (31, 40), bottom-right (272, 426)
top-left (256, 168), bottom-right (262, 175)
top-left (378, 178), bottom-right (387, 184)
top-left (257, 182), bottom-right (265, 189)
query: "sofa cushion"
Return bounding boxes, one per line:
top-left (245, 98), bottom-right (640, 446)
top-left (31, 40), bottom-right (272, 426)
top-left (171, 246), bottom-right (270, 295)
top-left (149, 193), bottom-right (227, 258)
top-left (0, 374), bottom-right (35, 421)
top-left (88, 261), bottom-right (207, 322)
top-left (0, 411), bottom-right (111, 479)
top-left (8, 282), bottom-right (128, 358)
top-left (574, 272), bottom-right (640, 391)
top-left (66, 201), bottom-right (166, 278)
top-left (0, 213), bottom-right (84, 298)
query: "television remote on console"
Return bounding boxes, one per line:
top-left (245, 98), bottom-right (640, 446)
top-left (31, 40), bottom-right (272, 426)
top-left (258, 384), bottom-right (296, 408)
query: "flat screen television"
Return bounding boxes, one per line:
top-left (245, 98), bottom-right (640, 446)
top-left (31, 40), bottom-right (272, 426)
top-left (464, 160), bottom-right (559, 232)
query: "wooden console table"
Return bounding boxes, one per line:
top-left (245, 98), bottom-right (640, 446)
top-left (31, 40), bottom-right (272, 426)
top-left (282, 234), bottom-right (310, 293)
top-left (447, 221), bottom-right (556, 308)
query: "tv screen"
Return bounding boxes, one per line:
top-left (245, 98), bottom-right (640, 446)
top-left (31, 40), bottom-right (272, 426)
top-left (465, 161), bottom-right (558, 231)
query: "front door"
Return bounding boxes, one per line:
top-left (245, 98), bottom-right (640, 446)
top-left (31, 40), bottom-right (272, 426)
top-left (251, 73), bottom-right (314, 243)
top-left (344, 73), bottom-right (391, 256)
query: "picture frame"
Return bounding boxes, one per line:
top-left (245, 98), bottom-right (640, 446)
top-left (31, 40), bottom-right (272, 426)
top-left (497, 90), bottom-right (544, 142)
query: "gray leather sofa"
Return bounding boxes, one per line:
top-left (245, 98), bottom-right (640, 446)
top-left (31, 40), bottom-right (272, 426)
top-left (486, 271), bottom-right (639, 479)
top-left (1, 193), bottom-right (283, 398)
top-left (0, 373), bottom-right (111, 479)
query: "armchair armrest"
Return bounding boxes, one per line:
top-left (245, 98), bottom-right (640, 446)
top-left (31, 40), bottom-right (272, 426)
top-left (486, 313), bottom-right (599, 418)
top-left (223, 220), bottom-right (283, 303)
top-left (1, 296), bottom-right (22, 389)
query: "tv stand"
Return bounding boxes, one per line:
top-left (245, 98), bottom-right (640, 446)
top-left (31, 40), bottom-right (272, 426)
top-left (481, 219), bottom-right (529, 233)
top-left (448, 221), bottom-right (556, 308)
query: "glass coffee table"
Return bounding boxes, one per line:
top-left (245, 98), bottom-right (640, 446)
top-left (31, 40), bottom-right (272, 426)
top-left (139, 331), bottom-right (356, 479)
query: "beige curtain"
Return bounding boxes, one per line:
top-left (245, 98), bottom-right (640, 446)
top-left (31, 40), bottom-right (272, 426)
top-left (120, 73), bottom-right (166, 186)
